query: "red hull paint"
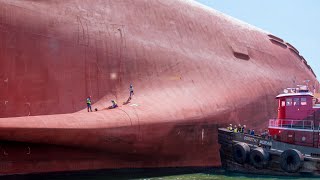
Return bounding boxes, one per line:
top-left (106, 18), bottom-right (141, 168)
top-left (0, 120), bottom-right (220, 174)
top-left (0, 0), bottom-right (318, 175)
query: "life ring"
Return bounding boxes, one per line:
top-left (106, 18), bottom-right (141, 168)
top-left (280, 149), bottom-right (304, 173)
top-left (249, 147), bottom-right (269, 169)
top-left (233, 142), bottom-right (250, 164)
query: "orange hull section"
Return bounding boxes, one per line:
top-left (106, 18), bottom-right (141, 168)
top-left (0, 0), bottom-right (318, 175)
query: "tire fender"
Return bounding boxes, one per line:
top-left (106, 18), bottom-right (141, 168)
top-left (280, 149), bottom-right (304, 173)
top-left (249, 147), bottom-right (269, 169)
top-left (232, 142), bottom-right (250, 164)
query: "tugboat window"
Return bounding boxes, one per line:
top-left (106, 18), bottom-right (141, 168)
top-left (281, 101), bottom-right (286, 107)
top-left (286, 98), bottom-right (292, 106)
top-left (301, 98), bottom-right (307, 105)
top-left (293, 98), bottom-right (300, 106)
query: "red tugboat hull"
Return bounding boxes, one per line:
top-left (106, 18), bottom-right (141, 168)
top-left (0, 0), bottom-right (318, 175)
top-left (218, 84), bottom-right (320, 176)
top-left (218, 128), bottom-right (320, 176)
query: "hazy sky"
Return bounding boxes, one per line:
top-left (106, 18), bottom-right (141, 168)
top-left (196, 0), bottom-right (320, 80)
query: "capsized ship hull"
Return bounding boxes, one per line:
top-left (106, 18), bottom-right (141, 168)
top-left (0, 0), bottom-right (318, 175)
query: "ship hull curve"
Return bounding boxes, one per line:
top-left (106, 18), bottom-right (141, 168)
top-left (0, 0), bottom-right (318, 176)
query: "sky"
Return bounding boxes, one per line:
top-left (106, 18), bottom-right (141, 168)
top-left (195, 0), bottom-right (320, 80)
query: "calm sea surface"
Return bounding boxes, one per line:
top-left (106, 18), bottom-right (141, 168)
top-left (7, 169), bottom-right (318, 180)
top-left (142, 172), bottom-right (316, 180)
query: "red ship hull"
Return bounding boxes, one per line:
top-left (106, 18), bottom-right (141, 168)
top-left (0, 120), bottom-right (219, 175)
top-left (0, 0), bottom-right (318, 175)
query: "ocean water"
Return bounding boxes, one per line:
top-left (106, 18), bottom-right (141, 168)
top-left (7, 169), bottom-right (318, 180)
top-left (142, 172), bottom-right (317, 180)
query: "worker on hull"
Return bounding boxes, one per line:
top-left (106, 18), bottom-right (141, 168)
top-left (86, 96), bottom-right (92, 112)
top-left (108, 100), bottom-right (118, 109)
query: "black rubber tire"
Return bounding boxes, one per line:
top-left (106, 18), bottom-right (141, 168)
top-left (280, 149), bottom-right (304, 173)
top-left (249, 147), bottom-right (269, 169)
top-left (232, 142), bottom-right (250, 164)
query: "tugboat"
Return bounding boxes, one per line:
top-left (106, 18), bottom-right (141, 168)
top-left (218, 84), bottom-right (320, 176)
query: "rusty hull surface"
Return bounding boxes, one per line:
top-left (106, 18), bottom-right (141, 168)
top-left (0, 0), bottom-right (318, 175)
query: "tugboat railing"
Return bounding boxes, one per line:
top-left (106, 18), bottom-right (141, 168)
top-left (269, 119), bottom-right (314, 130)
